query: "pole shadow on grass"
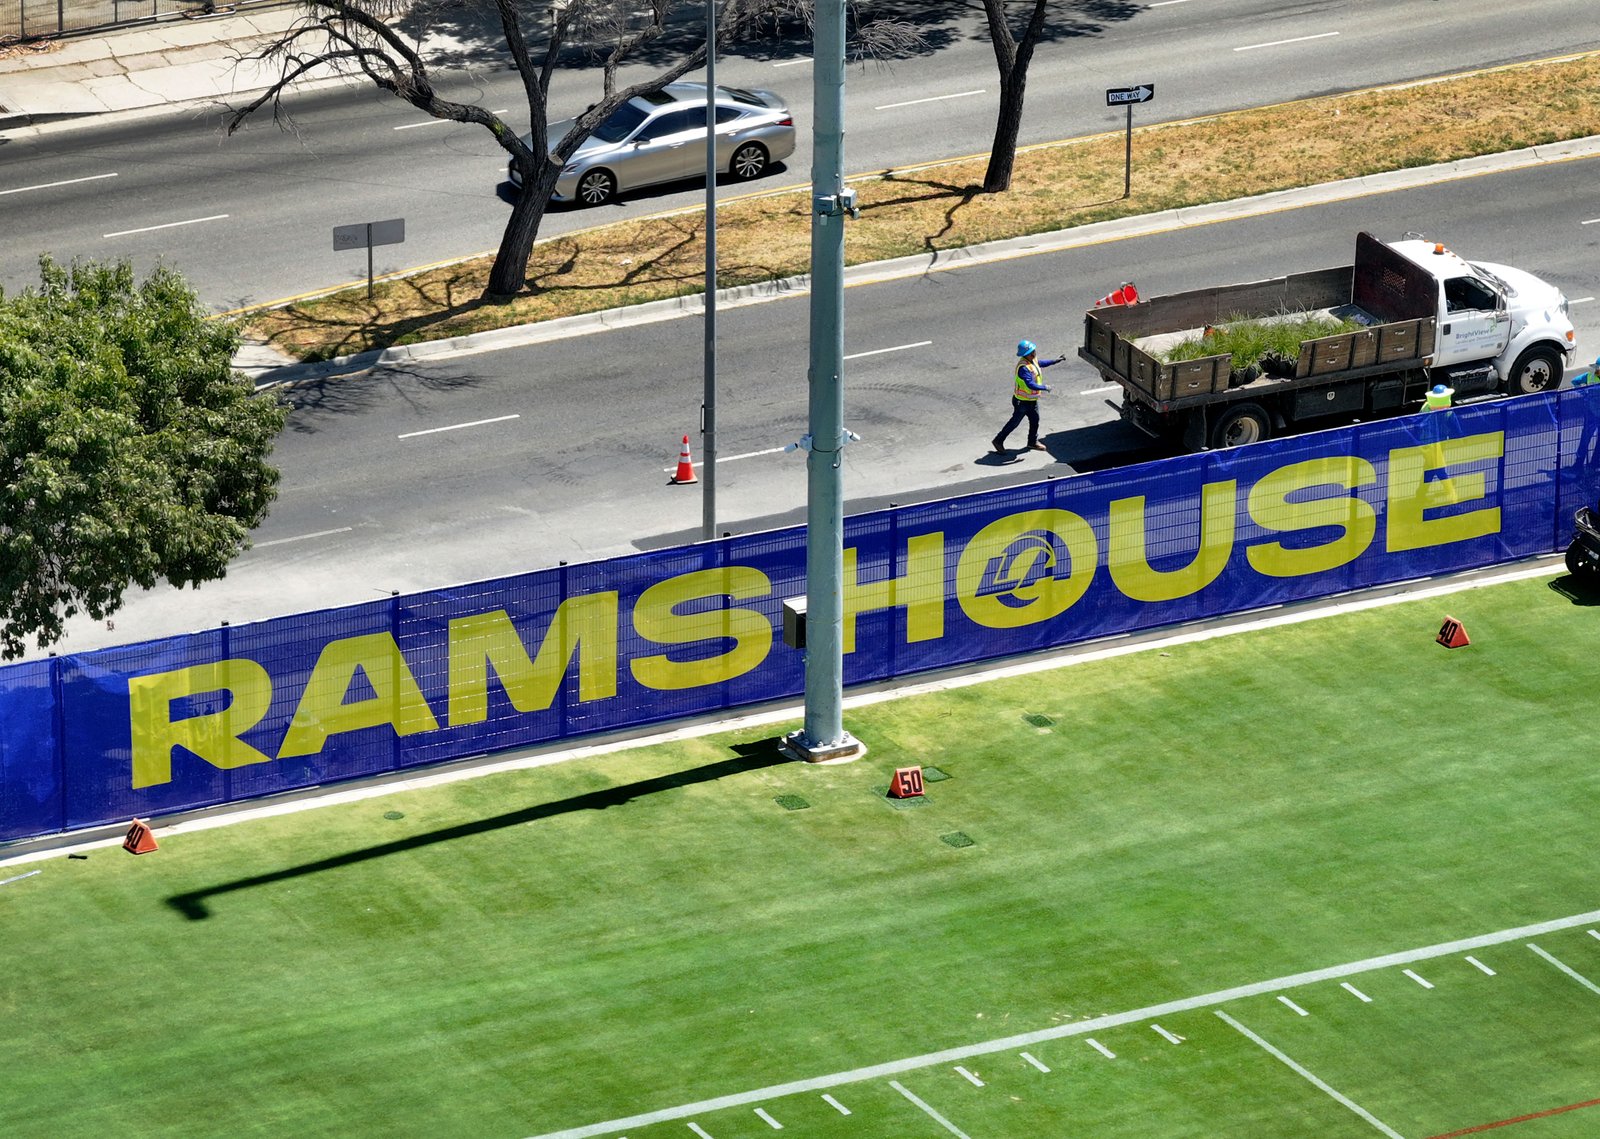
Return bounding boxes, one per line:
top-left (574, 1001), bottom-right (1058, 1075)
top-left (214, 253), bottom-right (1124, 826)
top-left (166, 737), bottom-right (793, 921)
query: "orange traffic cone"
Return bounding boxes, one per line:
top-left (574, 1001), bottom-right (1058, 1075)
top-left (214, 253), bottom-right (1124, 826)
top-left (1094, 282), bottom-right (1139, 307)
top-left (671, 435), bottom-right (698, 484)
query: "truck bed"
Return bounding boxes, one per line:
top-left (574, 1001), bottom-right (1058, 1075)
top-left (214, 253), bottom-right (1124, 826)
top-left (1079, 252), bottom-right (1438, 408)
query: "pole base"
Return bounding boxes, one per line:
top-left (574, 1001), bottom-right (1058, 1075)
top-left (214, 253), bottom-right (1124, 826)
top-left (782, 729), bottom-right (866, 765)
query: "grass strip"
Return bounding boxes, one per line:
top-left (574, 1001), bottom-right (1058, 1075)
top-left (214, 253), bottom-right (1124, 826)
top-left (241, 52), bottom-right (1600, 362)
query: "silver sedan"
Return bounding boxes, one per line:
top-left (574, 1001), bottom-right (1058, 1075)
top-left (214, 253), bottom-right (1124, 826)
top-left (509, 82), bottom-right (797, 206)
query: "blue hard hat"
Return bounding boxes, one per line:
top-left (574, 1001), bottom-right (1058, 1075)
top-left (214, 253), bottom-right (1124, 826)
top-left (1431, 384), bottom-right (1449, 394)
top-left (1017, 339), bottom-right (1037, 357)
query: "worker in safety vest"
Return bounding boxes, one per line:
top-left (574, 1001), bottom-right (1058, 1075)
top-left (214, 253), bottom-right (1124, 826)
top-left (1423, 383), bottom-right (1454, 411)
top-left (992, 339), bottom-right (1068, 453)
top-left (1573, 356), bottom-right (1600, 387)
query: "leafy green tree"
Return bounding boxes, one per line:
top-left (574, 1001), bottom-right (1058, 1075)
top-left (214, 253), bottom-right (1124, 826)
top-left (0, 257), bottom-right (285, 659)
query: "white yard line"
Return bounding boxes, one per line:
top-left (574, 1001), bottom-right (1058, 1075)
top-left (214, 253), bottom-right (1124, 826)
top-left (1152, 1024), bottom-right (1184, 1043)
top-left (889, 1082), bottom-right (972, 1139)
top-left (1086, 1038), bottom-right (1116, 1059)
top-left (754, 1106), bottom-right (783, 1129)
top-left (1278, 996), bottom-right (1309, 1016)
top-left (954, 1066), bottom-right (984, 1087)
top-left (0, 869), bottom-right (41, 887)
top-left (820, 1094), bottom-right (850, 1115)
top-left (1020, 1052), bottom-right (1050, 1072)
top-left (1529, 943), bottom-right (1600, 996)
top-left (1216, 1011), bottom-right (1404, 1138)
top-left (520, 904), bottom-right (1600, 1139)
top-left (1403, 969), bottom-right (1434, 990)
top-left (1341, 982), bottom-right (1372, 1003)
top-left (1465, 956), bottom-right (1496, 976)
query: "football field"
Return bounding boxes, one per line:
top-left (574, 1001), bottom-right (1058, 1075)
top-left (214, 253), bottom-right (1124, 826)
top-left (4, 569), bottom-right (1599, 1138)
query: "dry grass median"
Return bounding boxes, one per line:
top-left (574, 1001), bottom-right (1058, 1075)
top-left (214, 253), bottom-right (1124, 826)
top-left (244, 51), bottom-right (1600, 363)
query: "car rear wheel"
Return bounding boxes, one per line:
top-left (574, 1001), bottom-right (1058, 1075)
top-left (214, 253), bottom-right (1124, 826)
top-left (729, 142), bottom-right (769, 181)
top-left (576, 168), bottom-right (618, 207)
top-left (1506, 345), bottom-right (1563, 395)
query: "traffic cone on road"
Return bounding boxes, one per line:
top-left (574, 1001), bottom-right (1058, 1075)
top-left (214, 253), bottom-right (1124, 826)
top-left (671, 435), bottom-right (698, 484)
top-left (1094, 282), bottom-right (1139, 307)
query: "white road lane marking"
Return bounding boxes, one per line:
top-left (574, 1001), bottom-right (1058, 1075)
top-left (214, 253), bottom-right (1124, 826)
top-left (845, 340), bottom-right (932, 360)
top-left (663, 445), bottom-right (786, 473)
top-left (1466, 955), bottom-right (1497, 976)
top-left (890, 1082), bottom-right (972, 1139)
top-left (1217, 1011), bottom-right (1405, 1139)
top-left (1235, 31), bottom-right (1339, 52)
top-left (398, 414), bottom-right (520, 439)
top-left (1341, 982), bottom-right (1372, 1003)
top-left (396, 109), bottom-right (508, 129)
top-left (252, 526), bottom-right (356, 549)
top-left (1020, 1052), bottom-right (1050, 1072)
top-left (875, 90), bottom-right (985, 111)
top-left (772, 58), bottom-right (811, 68)
top-left (1, 172), bottom-right (118, 196)
top-left (1529, 943), bottom-right (1600, 996)
top-left (104, 214), bottom-right (228, 238)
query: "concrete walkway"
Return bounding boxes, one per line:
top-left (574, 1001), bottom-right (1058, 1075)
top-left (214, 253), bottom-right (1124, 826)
top-left (0, 3), bottom-right (323, 128)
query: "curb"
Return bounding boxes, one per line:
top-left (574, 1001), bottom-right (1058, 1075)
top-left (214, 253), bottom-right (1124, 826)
top-left (242, 132), bottom-right (1600, 387)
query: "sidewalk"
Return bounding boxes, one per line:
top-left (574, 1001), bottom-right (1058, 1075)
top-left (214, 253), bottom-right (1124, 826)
top-left (0, 3), bottom-right (370, 130)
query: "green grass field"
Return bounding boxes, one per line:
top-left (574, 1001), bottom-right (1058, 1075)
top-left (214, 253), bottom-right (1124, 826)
top-left (6, 570), bottom-right (1600, 1139)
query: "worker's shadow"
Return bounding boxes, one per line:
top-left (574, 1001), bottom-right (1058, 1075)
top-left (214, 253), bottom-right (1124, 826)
top-left (165, 738), bottom-right (793, 920)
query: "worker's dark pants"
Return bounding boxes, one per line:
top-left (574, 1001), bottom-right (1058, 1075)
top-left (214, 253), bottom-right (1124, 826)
top-left (994, 397), bottom-right (1040, 448)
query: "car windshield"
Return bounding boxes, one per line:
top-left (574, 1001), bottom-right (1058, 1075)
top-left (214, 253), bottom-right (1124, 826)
top-left (592, 101), bottom-right (650, 143)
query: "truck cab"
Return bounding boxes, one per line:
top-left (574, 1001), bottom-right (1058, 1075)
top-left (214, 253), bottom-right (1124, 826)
top-left (1388, 236), bottom-right (1574, 396)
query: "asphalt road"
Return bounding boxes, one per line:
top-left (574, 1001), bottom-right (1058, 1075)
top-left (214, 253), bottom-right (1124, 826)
top-left (35, 152), bottom-right (1600, 660)
top-left (1, 0), bottom-right (1595, 307)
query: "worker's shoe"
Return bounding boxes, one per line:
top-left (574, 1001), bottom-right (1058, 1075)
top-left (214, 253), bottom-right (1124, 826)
top-left (991, 440), bottom-right (1007, 453)
top-left (1028, 442), bottom-right (1047, 452)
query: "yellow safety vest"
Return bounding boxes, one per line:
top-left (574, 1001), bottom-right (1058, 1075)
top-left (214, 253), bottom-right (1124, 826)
top-left (1013, 360), bottom-right (1043, 401)
top-left (1423, 386), bottom-right (1453, 411)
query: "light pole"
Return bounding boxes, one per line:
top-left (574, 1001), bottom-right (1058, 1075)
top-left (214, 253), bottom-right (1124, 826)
top-left (786, 0), bottom-right (863, 764)
top-left (701, 0), bottom-right (718, 542)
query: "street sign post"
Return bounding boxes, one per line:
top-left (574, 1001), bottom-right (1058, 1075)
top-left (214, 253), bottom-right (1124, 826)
top-left (1105, 84), bottom-right (1155, 198)
top-left (333, 218), bottom-right (405, 299)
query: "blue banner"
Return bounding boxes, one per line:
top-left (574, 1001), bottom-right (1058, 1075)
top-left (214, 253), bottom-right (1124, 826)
top-left (2, 391), bottom-right (1594, 843)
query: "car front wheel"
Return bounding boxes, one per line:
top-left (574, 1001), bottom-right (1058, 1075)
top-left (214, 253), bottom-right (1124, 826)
top-left (575, 168), bottom-right (618, 207)
top-left (729, 142), bottom-right (769, 181)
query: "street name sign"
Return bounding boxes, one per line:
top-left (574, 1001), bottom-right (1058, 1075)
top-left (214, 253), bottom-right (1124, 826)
top-left (332, 218), bottom-right (405, 251)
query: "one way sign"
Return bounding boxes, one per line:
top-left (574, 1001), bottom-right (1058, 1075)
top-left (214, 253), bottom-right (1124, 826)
top-left (1106, 84), bottom-right (1155, 106)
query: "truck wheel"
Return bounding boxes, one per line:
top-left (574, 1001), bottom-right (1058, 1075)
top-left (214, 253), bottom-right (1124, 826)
top-left (1210, 403), bottom-right (1270, 449)
top-left (1506, 346), bottom-right (1563, 395)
